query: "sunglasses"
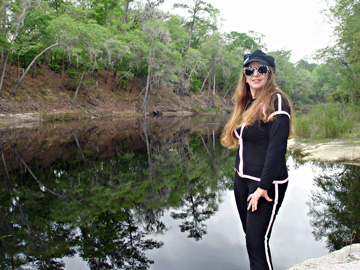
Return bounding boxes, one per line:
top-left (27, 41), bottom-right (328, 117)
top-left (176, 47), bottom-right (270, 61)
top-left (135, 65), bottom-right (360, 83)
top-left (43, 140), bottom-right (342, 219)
top-left (244, 65), bottom-right (270, 77)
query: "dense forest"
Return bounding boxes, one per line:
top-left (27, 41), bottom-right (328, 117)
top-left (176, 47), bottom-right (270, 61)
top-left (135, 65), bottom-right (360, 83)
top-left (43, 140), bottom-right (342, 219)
top-left (0, 0), bottom-right (359, 118)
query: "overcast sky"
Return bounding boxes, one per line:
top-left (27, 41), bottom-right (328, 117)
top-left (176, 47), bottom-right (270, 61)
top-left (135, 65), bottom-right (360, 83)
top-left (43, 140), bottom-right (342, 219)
top-left (160, 0), bottom-right (336, 63)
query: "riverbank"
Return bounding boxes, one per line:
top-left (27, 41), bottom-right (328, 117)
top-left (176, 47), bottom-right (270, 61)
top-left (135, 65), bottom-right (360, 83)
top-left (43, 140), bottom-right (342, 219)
top-left (2, 111), bottom-right (360, 167)
top-left (0, 64), bottom-right (232, 123)
top-left (289, 244), bottom-right (360, 270)
top-left (288, 138), bottom-right (360, 166)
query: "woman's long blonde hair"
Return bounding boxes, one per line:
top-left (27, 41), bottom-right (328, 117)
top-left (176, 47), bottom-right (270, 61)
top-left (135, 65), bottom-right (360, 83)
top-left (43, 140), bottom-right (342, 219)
top-left (221, 67), bottom-right (294, 149)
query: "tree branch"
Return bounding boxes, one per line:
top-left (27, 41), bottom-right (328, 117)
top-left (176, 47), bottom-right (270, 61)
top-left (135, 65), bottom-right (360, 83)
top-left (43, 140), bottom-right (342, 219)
top-left (11, 43), bottom-right (59, 96)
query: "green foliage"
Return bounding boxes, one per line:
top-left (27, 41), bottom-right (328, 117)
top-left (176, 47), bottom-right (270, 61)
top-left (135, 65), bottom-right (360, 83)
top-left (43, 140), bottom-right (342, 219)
top-left (64, 69), bottom-right (83, 91)
top-left (270, 50), bottom-right (314, 106)
top-left (317, 0), bottom-right (360, 104)
top-left (0, 33), bottom-right (10, 49)
top-left (49, 63), bottom-right (62, 73)
top-left (1, 0), bottom-right (358, 112)
top-left (191, 78), bottom-right (202, 92)
top-left (311, 63), bottom-right (339, 103)
top-left (295, 103), bottom-right (357, 139)
top-left (294, 111), bottom-right (312, 138)
top-left (225, 31), bottom-right (259, 53)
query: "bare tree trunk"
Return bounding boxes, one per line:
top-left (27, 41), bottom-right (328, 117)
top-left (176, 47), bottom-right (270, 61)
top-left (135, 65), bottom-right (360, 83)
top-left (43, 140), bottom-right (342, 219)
top-left (0, 50), bottom-right (9, 95)
top-left (141, 52), bottom-right (152, 114)
top-left (141, 118), bottom-right (153, 182)
top-left (187, 7), bottom-right (197, 51)
top-left (70, 129), bottom-right (87, 162)
top-left (212, 123), bottom-right (215, 149)
top-left (141, 68), bottom-right (151, 114)
top-left (210, 71), bottom-right (216, 107)
top-left (111, 66), bottom-right (134, 91)
top-left (104, 61), bottom-right (110, 84)
top-left (135, 84), bottom-right (148, 101)
top-left (222, 81), bottom-right (237, 99)
top-left (122, 0), bottom-right (133, 23)
top-left (104, 69), bottom-right (110, 84)
top-left (174, 2), bottom-right (198, 96)
top-left (112, 58), bottom-right (120, 78)
top-left (207, 74), bottom-right (211, 98)
top-left (188, 61), bottom-right (198, 81)
top-left (200, 134), bottom-right (210, 157)
top-left (129, 71), bottom-right (138, 93)
top-left (199, 64), bottom-right (213, 93)
top-left (1, 146), bottom-right (12, 193)
top-left (71, 68), bottom-right (87, 105)
top-left (13, 144), bottom-right (62, 197)
top-left (31, 63), bottom-right (36, 78)
top-left (11, 43), bottom-right (59, 96)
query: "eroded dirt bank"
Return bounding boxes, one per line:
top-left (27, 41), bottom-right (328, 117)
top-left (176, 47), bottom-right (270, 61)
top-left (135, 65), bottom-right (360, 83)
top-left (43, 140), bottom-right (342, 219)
top-left (0, 64), bottom-right (232, 124)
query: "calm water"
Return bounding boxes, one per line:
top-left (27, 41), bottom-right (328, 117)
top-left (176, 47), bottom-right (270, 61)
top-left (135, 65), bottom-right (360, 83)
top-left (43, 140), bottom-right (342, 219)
top-left (0, 115), bottom-right (359, 270)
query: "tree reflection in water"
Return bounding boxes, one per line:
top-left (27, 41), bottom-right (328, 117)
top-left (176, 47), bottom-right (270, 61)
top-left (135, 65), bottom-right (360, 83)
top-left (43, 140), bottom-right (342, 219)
top-left (307, 162), bottom-right (360, 251)
top-left (0, 115), bottom-right (234, 269)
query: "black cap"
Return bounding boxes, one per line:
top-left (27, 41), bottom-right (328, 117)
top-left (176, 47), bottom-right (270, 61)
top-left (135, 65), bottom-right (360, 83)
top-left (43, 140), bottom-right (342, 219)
top-left (243, 49), bottom-right (276, 71)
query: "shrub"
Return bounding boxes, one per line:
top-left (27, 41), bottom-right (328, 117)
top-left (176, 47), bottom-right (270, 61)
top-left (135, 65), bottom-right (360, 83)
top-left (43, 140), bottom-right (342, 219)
top-left (191, 78), bottom-right (202, 93)
top-left (49, 63), bottom-right (62, 73)
top-left (294, 103), bottom-right (356, 140)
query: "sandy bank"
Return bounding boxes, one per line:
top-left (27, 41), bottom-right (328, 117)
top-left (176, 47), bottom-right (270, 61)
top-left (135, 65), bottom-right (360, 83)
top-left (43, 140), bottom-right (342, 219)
top-left (288, 139), bottom-right (360, 166)
top-left (288, 244), bottom-right (360, 270)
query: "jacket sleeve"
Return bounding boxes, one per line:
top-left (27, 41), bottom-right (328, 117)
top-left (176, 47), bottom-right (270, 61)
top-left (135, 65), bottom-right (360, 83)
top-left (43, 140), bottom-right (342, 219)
top-left (258, 95), bottom-right (291, 190)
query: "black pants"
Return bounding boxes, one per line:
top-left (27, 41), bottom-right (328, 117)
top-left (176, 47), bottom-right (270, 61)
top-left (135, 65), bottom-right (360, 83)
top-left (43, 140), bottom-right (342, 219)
top-left (234, 172), bottom-right (288, 270)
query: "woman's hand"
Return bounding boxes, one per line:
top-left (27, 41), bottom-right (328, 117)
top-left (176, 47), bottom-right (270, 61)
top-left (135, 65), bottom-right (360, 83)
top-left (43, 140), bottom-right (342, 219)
top-left (247, 187), bottom-right (273, 212)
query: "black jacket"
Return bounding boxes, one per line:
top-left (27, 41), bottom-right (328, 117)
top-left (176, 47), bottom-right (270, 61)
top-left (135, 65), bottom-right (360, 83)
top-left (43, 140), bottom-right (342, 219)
top-left (234, 93), bottom-right (291, 190)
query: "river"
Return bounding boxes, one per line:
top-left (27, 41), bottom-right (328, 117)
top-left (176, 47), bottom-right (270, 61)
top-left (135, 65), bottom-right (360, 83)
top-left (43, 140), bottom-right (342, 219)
top-left (0, 114), bottom-right (359, 270)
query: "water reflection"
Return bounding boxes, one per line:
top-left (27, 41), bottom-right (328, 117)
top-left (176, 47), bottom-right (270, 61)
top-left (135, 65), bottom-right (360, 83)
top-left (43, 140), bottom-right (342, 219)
top-left (0, 115), bottom-right (233, 269)
top-left (0, 115), bottom-right (359, 270)
top-left (306, 162), bottom-right (360, 251)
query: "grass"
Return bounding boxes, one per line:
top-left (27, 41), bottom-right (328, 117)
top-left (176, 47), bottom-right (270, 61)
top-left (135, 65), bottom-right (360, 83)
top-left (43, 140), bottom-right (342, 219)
top-left (294, 103), bottom-right (359, 140)
top-left (191, 103), bottom-right (222, 113)
top-left (40, 110), bottom-right (90, 122)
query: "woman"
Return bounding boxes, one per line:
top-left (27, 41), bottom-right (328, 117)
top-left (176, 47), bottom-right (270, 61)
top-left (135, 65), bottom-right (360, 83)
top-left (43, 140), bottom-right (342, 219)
top-left (221, 49), bottom-right (293, 270)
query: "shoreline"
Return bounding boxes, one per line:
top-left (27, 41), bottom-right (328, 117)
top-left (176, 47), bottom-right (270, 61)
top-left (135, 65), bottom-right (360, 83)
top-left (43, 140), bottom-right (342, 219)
top-left (0, 109), bottom-right (199, 127)
top-left (288, 244), bottom-right (360, 270)
top-left (288, 138), bottom-right (360, 166)
top-left (2, 112), bottom-right (360, 166)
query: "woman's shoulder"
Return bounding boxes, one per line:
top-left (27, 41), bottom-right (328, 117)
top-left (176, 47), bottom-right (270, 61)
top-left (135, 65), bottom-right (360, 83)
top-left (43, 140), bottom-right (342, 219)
top-left (271, 91), bottom-right (291, 113)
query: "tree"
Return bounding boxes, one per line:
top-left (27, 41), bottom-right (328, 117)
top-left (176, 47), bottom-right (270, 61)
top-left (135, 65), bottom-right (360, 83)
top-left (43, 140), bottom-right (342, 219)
top-left (138, 2), bottom-right (182, 113)
top-left (311, 63), bottom-right (339, 103)
top-left (0, 0), bottom-right (42, 94)
top-left (46, 12), bottom-right (111, 103)
top-left (173, 0), bottom-right (218, 95)
top-left (320, 0), bottom-right (360, 104)
top-left (11, 43), bottom-right (59, 96)
top-left (225, 31), bottom-right (259, 55)
top-left (199, 32), bottom-right (227, 106)
top-left (271, 50), bottom-right (314, 105)
top-left (174, 0), bottom-right (217, 50)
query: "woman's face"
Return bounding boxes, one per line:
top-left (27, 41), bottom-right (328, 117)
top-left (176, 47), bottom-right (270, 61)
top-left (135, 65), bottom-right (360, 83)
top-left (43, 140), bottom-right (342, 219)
top-left (245, 61), bottom-right (269, 96)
